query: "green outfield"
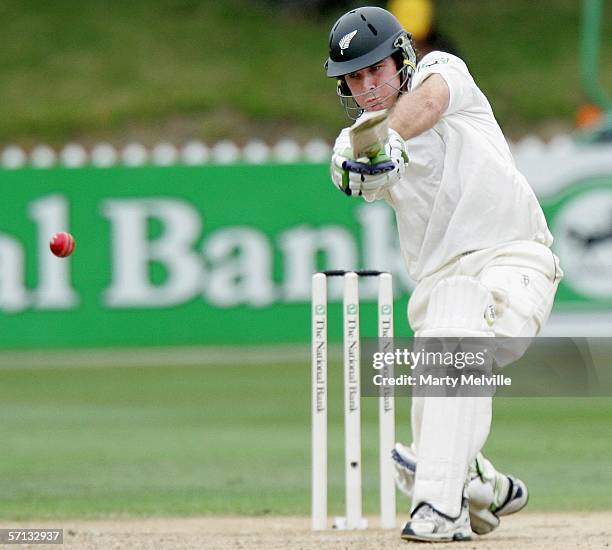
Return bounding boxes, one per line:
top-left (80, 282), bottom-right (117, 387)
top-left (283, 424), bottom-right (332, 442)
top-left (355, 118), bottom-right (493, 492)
top-left (0, 360), bottom-right (611, 520)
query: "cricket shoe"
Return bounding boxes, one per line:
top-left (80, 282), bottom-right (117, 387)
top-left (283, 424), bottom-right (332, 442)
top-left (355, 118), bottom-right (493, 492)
top-left (401, 499), bottom-right (472, 542)
top-left (393, 445), bottom-right (528, 536)
top-left (497, 475), bottom-right (529, 515)
top-left (468, 474), bottom-right (529, 535)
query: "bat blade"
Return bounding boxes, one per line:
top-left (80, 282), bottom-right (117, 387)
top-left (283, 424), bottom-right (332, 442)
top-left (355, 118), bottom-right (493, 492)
top-left (349, 109), bottom-right (389, 159)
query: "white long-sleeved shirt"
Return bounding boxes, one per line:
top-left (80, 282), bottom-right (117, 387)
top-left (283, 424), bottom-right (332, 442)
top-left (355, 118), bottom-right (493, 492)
top-left (332, 51), bottom-right (553, 281)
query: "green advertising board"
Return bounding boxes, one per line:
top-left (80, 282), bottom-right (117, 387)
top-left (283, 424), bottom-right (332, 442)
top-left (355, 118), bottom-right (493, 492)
top-left (0, 164), bottom-right (411, 348)
top-left (1, 163), bottom-right (611, 349)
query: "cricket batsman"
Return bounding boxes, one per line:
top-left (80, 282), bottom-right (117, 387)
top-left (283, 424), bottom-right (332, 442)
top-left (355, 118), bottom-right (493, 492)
top-left (325, 6), bottom-right (563, 542)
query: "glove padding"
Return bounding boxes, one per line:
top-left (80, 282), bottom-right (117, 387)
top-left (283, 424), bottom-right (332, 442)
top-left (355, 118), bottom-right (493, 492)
top-left (331, 129), bottom-right (408, 198)
top-left (342, 158), bottom-right (396, 175)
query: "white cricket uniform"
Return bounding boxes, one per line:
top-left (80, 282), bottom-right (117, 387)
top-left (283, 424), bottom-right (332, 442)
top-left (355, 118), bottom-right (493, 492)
top-left (335, 51), bottom-right (555, 282)
top-left (332, 51), bottom-right (562, 334)
top-left (332, 52), bottom-right (562, 518)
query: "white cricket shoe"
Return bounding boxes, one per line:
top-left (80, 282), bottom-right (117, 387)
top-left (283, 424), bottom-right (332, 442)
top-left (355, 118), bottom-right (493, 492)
top-left (469, 474), bottom-right (529, 534)
top-left (401, 499), bottom-right (472, 542)
top-left (392, 445), bottom-right (529, 537)
top-left (468, 456), bottom-right (529, 535)
top-left (497, 475), bottom-right (529, 515)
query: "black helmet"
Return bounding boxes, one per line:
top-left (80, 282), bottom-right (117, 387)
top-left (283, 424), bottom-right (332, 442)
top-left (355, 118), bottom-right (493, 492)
top-left (325, 7), bottom-right (417, 119)
top-left (325, 6), bottom-right (416, 78)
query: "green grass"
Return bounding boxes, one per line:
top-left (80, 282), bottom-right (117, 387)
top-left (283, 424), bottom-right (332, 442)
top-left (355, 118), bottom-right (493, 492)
top-left (0, 0), bottom-right (611, 145)
top-left (0, 362), bottom-right (611, 519)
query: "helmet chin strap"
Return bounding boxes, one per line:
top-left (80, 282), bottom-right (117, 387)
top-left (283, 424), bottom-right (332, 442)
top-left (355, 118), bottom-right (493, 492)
top-left (338, 65), bottom-right (412, 120)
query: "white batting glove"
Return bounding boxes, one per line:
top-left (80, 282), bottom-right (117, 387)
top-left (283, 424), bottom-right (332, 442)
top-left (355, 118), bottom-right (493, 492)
top-left (358, 129), bottom-right (408, 199)
top-left (331, 129), bottom-right (408, 198)
top-left (330, 148), bottom-right (355, 195)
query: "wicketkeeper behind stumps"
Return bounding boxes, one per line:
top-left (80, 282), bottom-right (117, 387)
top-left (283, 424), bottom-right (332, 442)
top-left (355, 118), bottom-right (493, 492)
top-left (325, 6), bottom-right (563, 542)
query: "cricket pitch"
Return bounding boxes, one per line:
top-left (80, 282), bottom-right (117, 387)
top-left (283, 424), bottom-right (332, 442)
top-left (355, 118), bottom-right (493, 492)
top-left (5, 512), bottom-right (611, 549)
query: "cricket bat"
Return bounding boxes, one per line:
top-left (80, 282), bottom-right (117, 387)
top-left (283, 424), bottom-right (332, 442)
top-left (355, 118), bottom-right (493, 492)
top-left (345, 110), bottom-right (395, 175)
top-left (350, 109), bottom-right (390, 158)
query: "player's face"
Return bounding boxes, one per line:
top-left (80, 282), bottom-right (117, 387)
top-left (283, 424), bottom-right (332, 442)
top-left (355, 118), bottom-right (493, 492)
top-left (344, 56), bottom-right (402, 111)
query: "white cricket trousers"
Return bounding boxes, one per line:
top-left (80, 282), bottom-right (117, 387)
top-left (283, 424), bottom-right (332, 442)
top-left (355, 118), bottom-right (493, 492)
top-left (407, 240), bottom-right (562, 517)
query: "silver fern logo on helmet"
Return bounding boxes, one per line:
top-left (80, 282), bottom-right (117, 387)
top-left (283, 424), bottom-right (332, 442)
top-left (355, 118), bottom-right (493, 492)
top-left (339, 30), bottom-right (357, 55)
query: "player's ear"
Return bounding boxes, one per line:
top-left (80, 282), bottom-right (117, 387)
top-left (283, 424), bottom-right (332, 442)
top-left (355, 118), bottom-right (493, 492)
top-left (337, 78), bottom-right (352, 97)
top-left (391, 51), bottom-right (404, 71)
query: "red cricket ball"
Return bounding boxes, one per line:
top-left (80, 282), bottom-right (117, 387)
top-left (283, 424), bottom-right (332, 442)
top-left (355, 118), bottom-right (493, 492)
top-left (49, 232), bottom-right (76, 257)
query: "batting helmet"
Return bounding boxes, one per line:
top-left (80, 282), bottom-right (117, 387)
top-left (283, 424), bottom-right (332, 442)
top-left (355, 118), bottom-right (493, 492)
top-left (325, 7), bottom-right (417, 117)
top-left (326, 6), bottom-right (416, 76)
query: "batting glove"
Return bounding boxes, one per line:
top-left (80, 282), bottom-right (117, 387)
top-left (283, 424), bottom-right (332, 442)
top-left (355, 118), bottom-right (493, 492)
top-left (331, 129), bottom-right (408, 198)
